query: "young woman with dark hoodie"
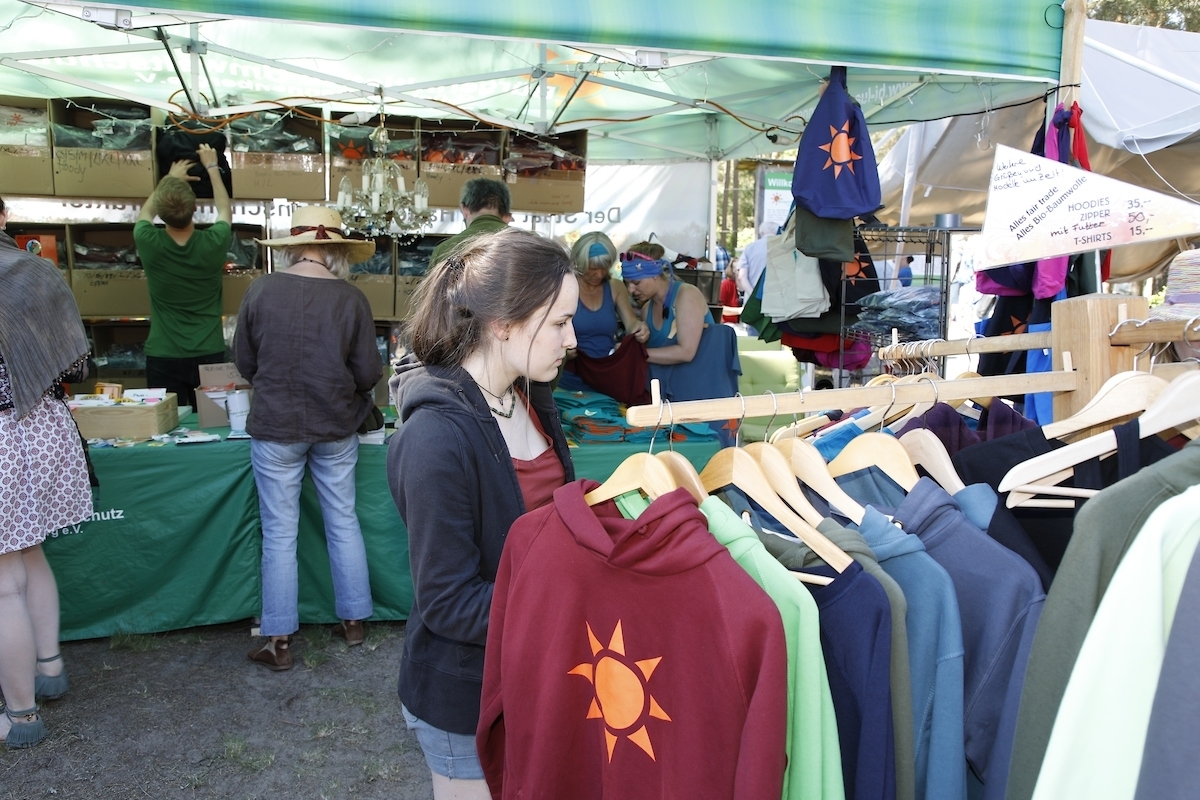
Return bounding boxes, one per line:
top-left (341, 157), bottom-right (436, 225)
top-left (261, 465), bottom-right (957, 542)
top-left (386, 227), bottom-right (578, 799)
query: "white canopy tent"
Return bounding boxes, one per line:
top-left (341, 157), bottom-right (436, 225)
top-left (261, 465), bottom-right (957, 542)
top-left (878, 18), bottom-right (1200, 281)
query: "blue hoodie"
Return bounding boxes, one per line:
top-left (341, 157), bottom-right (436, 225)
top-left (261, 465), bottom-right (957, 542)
top-left (859, 508), bottom-right (967, 800)
top-left (891, 479), bottom-right (1044, 794)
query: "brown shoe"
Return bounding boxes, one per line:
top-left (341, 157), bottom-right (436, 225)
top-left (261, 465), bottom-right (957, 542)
top-left (248, 637), bottom-right (292, 671)
top-left (332, 620), bottom-right (364, 646)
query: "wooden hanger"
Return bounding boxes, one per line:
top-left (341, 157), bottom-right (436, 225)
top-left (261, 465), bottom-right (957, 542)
top-left (774, 437), bottom-right (866, 525)
top-left (744, 442), bottom-right (826, 527)
top-left (827, 432), bottom-right (921, 492)
top-left (899, 429), bottom-right (966, 495)
top-left (699, 447), bottom-right (853, 572)
top-left (998, 371), bottom-right (1200, 506)
top-left (886, 374), bottom-right (943, 432)
top-left (585, 452), bottom-right (679, 505)
top-left (1040, 371), bottom-right (1168, 442)
top-left (655, 450), bottom-right (708, 504)
top-left (770, 412), bottom-right (833, 443)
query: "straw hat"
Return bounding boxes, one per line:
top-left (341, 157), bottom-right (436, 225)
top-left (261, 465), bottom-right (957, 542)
top-left (258, 206), bottom-right (375, 263)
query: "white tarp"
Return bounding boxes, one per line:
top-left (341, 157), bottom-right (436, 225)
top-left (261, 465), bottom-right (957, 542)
top-left (876, 19), bottom-right (1200, 279)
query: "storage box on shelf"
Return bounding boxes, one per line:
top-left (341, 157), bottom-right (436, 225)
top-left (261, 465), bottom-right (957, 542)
top-left (504, 130), bottom-right (586, 214)
top-left (51, 98), bottom-right (154, 199)
top-left (229, 109), bottom-right (324, 200)
top-left (328, 117), bottom-right (419, 203)
top-left (348, 235), bottom-right (396, 318)
top-left (0, 96), bottom-right (54, 195)
top-left (396, 275), bottom-right (425, 320)
top-left (675, 267), bottom-right (722, 306)
top-left (69, 225), bottom-right (150, 316)
top-left (419, 120), bottom-right (504, 209)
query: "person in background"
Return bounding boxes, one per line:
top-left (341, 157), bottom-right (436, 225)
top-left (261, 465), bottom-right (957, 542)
top-left (387, 228), bottom-right (577, 799)
top-left (720, 260), bottom-right (742, 324)
top-left (713, 241), bottom-right (732, 280)
top-left (736, 221), bottom-right (778, 297)
top-left (899, 255), bottom-right (915, 287)
top-left (624, 253), bottom-right (713, 366)
top-left (0, 196), bottom-right (91, 748)
top-left (559, 232), bottom-right (647, 393)
top-left (429, 178), bottom-right (513, 266)
top-left (134, 143), bottom-right (232, 408)
top-left (236, 206), bottom-right (381, 672)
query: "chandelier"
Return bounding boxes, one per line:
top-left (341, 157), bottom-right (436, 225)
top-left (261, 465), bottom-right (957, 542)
top-left (334, 120), bottom-right (435, 237)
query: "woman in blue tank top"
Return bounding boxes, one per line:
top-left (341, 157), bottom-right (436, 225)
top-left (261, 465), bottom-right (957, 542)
top-left (623, 254), bottom-right (713, 363)
top-left (559, 233), bottom-right (647, 392)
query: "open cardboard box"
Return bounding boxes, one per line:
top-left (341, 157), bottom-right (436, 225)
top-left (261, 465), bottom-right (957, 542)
top-left (196, 363), bottom-right (252, 428)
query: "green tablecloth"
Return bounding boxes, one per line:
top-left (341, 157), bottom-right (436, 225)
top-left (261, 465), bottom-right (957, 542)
top-left (45, 416), bottom-right (719, 640)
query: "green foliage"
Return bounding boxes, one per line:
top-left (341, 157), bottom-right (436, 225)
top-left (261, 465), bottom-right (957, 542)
top-left (1088, 0), bottom-right (1200, 30)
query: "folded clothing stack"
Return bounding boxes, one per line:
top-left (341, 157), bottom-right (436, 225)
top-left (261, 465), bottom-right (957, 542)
top-left (850, 285), bottom-right (942, 340)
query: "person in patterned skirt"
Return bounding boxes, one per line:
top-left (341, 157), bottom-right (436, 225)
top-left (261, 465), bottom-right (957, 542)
top-left (0, 197), bottom-right (93, 748)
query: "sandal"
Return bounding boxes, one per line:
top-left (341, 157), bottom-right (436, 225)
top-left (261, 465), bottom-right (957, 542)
top-left (248, 636), bottom-right (292, 671)
top-left (332, 620), bottom-right (364, 646)
top-left (2, 705), bottom-right (47, 749)
top-left (35, 654), bottom-right (69, 702)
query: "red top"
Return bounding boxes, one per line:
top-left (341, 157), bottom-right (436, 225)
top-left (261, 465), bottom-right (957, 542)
top-left (720, 277), bottom-right (741, 323)
top-left (478, 481), bottom-right (788, 800)
top-left (512, 397), bottom-right (567, 511)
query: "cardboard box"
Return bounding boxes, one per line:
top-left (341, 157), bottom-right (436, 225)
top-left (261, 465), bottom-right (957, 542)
top-left (231, 151), bottom-right (325, 200)
top-left (506, 169), bottom-right (586, 214)
top-left (0, 96), bottom-right (54, 195)
top-left (0, 145), bottom-right (54, 195)
top-left (349, 273), bottom-right (395, 318)
top-left (196, 363), bottom-right (251, 429)
top-left (395, 275), bottom-right (425, 320)
top-left (53, 148), bottom-right (154, 198)
top-left (422, 162), bottom-right (504, 210)
top-left (504, 130), bottom-right (586, 214)
top-left (223, 270), bottom-right (263, 315)
top-left (71, 393), bottom-right (178, 439)
top-left (72, 270), bottom-right (151, 317)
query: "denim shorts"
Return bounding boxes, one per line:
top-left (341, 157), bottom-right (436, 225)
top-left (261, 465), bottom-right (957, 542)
top-left (401, 705), bottom-right (485, 780)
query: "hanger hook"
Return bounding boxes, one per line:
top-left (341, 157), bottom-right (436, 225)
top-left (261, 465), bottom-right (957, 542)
top-left (648, 394), bottom-right (666, 454)
top-left (665, 399), bottom-right (677, 452)
top-left (735, 393), bottom-right (747, 448)
top-left (879, 380), bottom-right (898, 433)
top-left (764, 391), bottom-right (779, 441)
top-left (1133, 338), bottom-right (1155, 372)
top-left (918, 375), bottom-right (939, 406)
top-left (1180, 315), bottom-right (1200, 363)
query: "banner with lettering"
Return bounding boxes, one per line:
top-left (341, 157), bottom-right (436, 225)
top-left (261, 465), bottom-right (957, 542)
top-left (976, 144), bottom-right (1200, 269)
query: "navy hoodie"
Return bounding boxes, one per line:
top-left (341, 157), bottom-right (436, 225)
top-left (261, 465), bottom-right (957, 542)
top-left (387, 358), bottom-right (574, 735)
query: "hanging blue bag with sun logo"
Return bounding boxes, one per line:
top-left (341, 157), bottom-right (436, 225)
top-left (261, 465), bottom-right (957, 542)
top-left (792, 66), bottom-right (880, 220)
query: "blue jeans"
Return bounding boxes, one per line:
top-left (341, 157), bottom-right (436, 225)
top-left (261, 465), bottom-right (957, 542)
top-left (250, 436), bottom-right (373, 636)
top-left (401, 705), bottom-right (485, 779)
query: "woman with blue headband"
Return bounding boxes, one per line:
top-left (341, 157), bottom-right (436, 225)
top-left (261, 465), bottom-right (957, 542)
top-left (559, 232), bottom-right (647, 394)
top-left (623, 252), bottom-right (714, 365)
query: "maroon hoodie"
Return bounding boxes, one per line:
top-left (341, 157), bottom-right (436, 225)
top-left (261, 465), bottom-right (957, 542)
top-left (478, 481), bottom-right (788, 800)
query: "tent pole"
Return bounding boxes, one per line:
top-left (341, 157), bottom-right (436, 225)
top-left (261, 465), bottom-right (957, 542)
top-left (1052, 0), bottom-right (1087, 123)
top-left (898, 124), bottom-right (924, 226)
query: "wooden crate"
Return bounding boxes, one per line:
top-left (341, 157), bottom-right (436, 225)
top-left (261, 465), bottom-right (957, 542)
top-left (71, 394), bottom-right (178, 439)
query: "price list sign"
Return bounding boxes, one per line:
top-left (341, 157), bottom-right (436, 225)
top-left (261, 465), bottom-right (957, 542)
top-left (975, 144), bottom-right (1200, 270)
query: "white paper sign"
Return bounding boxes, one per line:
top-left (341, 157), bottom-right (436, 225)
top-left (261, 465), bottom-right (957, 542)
top-left (976, 144), bottom-right (1200, 269)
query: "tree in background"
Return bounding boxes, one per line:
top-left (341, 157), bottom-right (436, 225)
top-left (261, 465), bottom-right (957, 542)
top-left (1089, 0), bottom-right (1200, 29)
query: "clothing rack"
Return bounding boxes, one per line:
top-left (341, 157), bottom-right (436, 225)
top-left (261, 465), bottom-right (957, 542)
top-left (627, 295), bottom-right (1193, 427)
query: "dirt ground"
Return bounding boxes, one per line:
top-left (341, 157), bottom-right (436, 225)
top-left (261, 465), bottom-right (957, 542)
top-left (0, 621), bottom-right (434, 800)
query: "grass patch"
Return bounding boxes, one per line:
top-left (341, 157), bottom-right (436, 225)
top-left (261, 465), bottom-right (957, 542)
top-left (314, 687), bottom-right (379, 714)
top-left (364, 758), bottom-right (403, 782)
top-left (173, 632), bottom-right (207, 645)
top-left (302, 625), bottom-right (333, 650)
top-left (220, 735), bottom-right (275, 772)
top-left (363, 625), bottom-right (391, 652)
top-left (109, 632), bottom-right (163, 652)
top-left (301, 650), bottom-right (330, 670)
top-left (179, 772), bottom-right (206, 789)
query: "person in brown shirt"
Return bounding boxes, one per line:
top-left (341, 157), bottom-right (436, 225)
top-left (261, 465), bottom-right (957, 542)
top-left (235, 206), bottom-right (382, 671)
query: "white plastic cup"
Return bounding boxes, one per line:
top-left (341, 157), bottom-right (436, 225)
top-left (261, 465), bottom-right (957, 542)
top-left (226, 389), bottom-right (251, 433)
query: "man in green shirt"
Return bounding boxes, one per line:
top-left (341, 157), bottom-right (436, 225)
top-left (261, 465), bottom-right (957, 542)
top-left (134, 143), bottom-right (232, 406)
top-left (428, 177), bottom-right (512, 266)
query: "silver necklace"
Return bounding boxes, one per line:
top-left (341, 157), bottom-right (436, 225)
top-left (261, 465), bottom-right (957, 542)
top-left (479, 383), bottom-right (516, 419)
